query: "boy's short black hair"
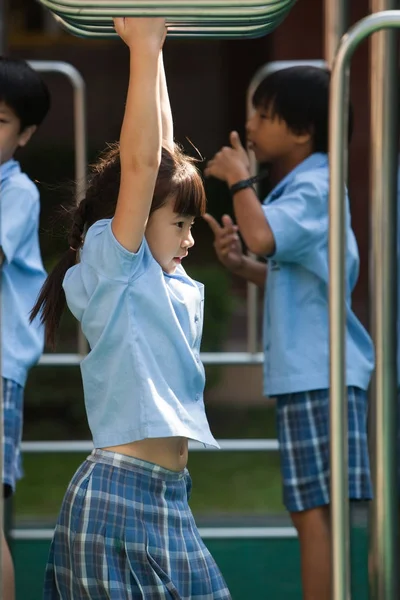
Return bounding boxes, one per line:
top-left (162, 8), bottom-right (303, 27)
top-left (0, 57), bottom-right (50, 130)
top-left (252, 66), bottom-right (353, 152)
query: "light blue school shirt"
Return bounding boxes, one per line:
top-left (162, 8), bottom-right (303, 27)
top-left (63, 218), bottom-right (218, 449)
top-left (0, 159), bottom-right (46, 386)
top-left (262, 152), bottom-right (374, 396)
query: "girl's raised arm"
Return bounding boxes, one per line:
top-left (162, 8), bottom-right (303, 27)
top-left (112, 17), bottom-right (166, 252)
top-left (159, 51), bottom-right (174, 153)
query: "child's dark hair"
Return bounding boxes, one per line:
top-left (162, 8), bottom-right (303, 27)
top-left (252, 66), bottom-right (353, 152)
top-left (0, 57), bottom-right (50, 130)
top-left (31, 143), bottom-right (206, 347)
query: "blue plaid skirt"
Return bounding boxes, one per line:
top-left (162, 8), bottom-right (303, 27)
top-left (276, 387), bottom-right (373, 512)
top-left (44, 449), bottom-right (231, 599)
top-left (3, 378), bottom-right (24, 494)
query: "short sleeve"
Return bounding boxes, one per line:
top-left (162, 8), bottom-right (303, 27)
top-left (263, 177), bottom-right (328, 263)
top-left (81, 219), bottom-right (150, 281)
top-left (0, 185), bottom-right (38, 263)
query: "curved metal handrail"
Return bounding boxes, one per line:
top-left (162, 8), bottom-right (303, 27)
top-left (329, 10), bottom-right (400, 600)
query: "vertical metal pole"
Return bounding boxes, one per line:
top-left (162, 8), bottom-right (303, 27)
top-left (369, 1), bottom-right (398, 598)
top-left (324, 6), bottom-right (350, 593)
top-left (324, 9), bottom-right (351, 600)
top-left (329, 54), bottom-right (351, 600)
top-left (28, 61), bottom-right (88, 356)
top-left (246, 102), bottom-right (259, 354)
top-left (0, 0), bottom-right (8, 55)
top-left (324, 0), bottom-right (348, 67)
top-left (324, 0), bottom-right (349, 594)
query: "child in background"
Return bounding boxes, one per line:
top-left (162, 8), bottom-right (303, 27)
top-left (0, 57), bottom-right (50, 600)
top-left (204, 66), bottom-right (374, 600)
top-left (32, 18), bottom-right (231, 599)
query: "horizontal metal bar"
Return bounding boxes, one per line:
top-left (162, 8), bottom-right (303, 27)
top-left (43, 0), bottom-right (291, 6)
top-left (38, 352), bottom-right (264, 367)
top-left (21, 439), bottom-right (278, 453)
top-left (40, 0), bottom-right (294, 17)
top-left (46, 2), bottom-right (290, 20)
top-left (27, 60), bottom-right (84, 87)
top-left (11, 526), bottom-right (296, 540)
top-left (53, 14), bottom-right (276, 38)
top-left (38, 353), bottom-right (82, 366)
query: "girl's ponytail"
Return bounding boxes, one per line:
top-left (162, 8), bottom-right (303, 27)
top-left (30, 198), bottom-right (87, 348)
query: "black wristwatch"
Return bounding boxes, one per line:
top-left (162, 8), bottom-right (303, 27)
top-left (229, 172), bottom-right (267, 197)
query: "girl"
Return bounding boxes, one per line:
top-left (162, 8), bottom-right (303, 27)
top-left (32, 17), bottom-right (231, 600)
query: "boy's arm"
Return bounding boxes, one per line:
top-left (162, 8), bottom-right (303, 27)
top-left (233, 255), bottom-right (267, 288)
top-left (230, 185), bottom-right (275, 256)
top-left (0, 186), bottom-right (37, 263)
top-left (203, 213), bottom-right (267, 289)
top-left (205, 132), bottom-right (276, 256)
top-left (159, 52), bottom-right (174, 152)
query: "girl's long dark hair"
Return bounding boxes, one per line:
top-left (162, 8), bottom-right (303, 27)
top-left (31, 143), bottom-right (206, 348)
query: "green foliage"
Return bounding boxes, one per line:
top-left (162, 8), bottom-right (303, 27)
top-left (188, 265), bottom-right (235, 389)
top-left (189, 265), bottom-right (234, 352)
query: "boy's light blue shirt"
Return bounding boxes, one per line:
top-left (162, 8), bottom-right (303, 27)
top-left (63, 218), bottom-right (218, 449)
top-left (262, 152), bottom-right (374, 396)
top-left (0, 159), bottom-right (46, 386)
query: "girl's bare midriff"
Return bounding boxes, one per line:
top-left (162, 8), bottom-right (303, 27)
top-left (103, 436), bottom-right (189, 472)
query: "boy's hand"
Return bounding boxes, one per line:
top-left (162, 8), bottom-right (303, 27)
top-left (205, 131), bottom-right (250, 185)
top-left (113, 17), bottom-right (167, 50)
top-left (203, 213), bottom-right (244, 272)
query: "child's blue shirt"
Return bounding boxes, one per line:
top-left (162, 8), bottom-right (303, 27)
top-left (0, 159), bottom-right (46, 386)
top-left (262, 152), bottom-right (375, 396)
top-left (63, 219), bottom-right (218, 449)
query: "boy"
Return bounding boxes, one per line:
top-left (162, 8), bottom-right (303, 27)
top-left (0, 57), bottom-right (50, 599)
top-left (204, 66), bottom-right (374, 600)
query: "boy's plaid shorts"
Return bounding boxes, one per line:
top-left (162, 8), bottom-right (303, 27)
top-left (276, 386), bottom-right (373, 512)
top-left (3, 378), bottom-right (24, 495)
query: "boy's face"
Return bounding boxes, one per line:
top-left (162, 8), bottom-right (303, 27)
top-left (0, 102), bottom-right (36, 165)
top-left (246, 105), bottom-right (308, 165)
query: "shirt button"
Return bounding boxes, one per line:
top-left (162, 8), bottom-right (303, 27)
top-left (194, 315), bottom-right (199, 323)
top-left (195, 394), bottom-right (200, 402)
top-left (195, 353), bottom-right (200, 363)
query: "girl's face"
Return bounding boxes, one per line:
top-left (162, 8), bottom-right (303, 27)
top-left (145, 196), bottom-right (195, 274)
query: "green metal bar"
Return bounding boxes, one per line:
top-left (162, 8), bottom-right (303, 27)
top-left (53, 14), bottom-right (278, 38)
top-left (39, 0), bottom-right (294, 12)
top-left (39, 0), bottom-right (296, 37)
top-left (42, 1), bottom-right (293, 18)
top-left (47, 10), bottom-right (287, 24)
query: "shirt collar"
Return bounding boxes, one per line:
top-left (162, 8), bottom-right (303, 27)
top-left (265, 152), bottom-right (328, 204)
top-left (0, 158), bottom-right (21, 183)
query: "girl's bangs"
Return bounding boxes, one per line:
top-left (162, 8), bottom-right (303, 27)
top-left (172, 167), bottom-right (206, 218)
